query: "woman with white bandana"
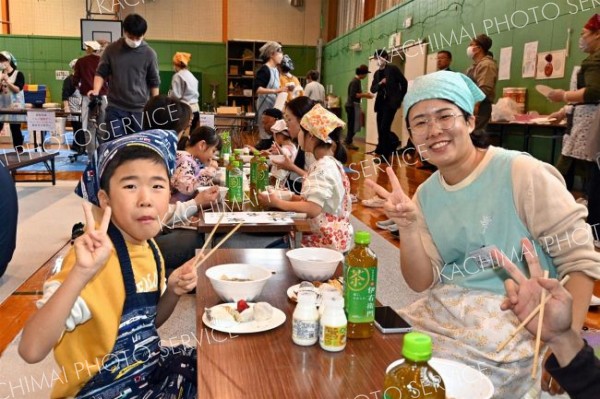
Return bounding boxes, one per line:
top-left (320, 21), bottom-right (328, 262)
top-left (367, 70), bottom-right (600, 397)
top-left (0, 51), bottom-right (25, 152)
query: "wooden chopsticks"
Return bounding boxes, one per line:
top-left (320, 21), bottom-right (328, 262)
top-left (194, 221), bottom-right (244, 269)
top-left (531, 270), bottom-right (549, 378)
top-left (496, 274), bottom-right (570, 353)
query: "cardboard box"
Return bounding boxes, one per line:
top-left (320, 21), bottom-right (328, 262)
top-left (229, 65), bottom-right (239, 75)
top-left (216, 106), bottom-right (241, 115)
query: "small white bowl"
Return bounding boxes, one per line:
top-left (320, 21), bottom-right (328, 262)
top-left (269, 154), bottom-right (285, 163)
top-left (385, 357), bottom-right (494, 399)
top-left (217, 186), bottom-right (228, 201)
top-left (269, 188), bottom-right (293, 201)
top-left (205, 263), bottom-right (272, 302)
top-left (240, 155), bottom-right (253, 164)
top-left (286, 248), bottom-right (343, 281)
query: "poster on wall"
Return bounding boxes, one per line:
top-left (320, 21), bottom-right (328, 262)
top-left (536, 50), bottom-right (567, 79)
top-left (522, 41), bottom-right (538, 78)
top-left (498, 47), bottom-right (512, 81)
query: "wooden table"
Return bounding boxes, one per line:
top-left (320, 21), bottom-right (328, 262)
top-left (196, 204), bottom-right (313, 248)
top-left (0, 151), bottom-right (57, 184)
top-left (196, 249), bottom-right (404, 398)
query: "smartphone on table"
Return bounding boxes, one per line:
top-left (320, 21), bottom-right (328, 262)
top-left (374, 306), bottom-right (413, 334)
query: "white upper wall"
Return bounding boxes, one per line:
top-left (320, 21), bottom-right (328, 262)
top-left (9, 0), bottom-right (321, 45)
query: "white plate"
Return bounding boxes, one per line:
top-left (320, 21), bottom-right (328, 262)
top-left (287, 283), bottom-right (319, 302)
top-left (535, 84), bottom-right (553, 97)
top-left (202, 303), bottom-right (286, 334)
top-left (386, 357), bottom-right (494, 399)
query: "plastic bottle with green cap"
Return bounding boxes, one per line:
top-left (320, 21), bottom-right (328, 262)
top-left (383, 332), bottom-right (445, 399)
top-left (227, 161), bottom-right (244, 204)
top-left (344, 231), bottom-right (378, 338)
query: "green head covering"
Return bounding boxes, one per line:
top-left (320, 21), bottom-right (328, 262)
top-left (403, 71), bottom-right (485, 116)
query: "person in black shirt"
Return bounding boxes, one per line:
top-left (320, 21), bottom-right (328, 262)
top-left (436, 50), bottom-right (452, 71)
top-left (0, 51), bottom-right (25, 152)
top-left (369, 49), bottom-right (408, 159)
top-left (344, 64), bottom-right (373, 150)
top-left (0, 163), bottom-right (17, 278)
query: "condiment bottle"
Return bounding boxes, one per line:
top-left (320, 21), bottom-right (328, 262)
top-left (344, 231), bottom-right (378, 338)
top-left (383, 332), bottom-right (445, 399)
top-left (319, 296), bottom-right (347, 352)
top-left (292, 290), bottom-right (319, 346)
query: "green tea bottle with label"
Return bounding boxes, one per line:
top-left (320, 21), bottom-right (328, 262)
top-left (249, 150), bottom-right (261, 189)
top-left (383, 332), bottom-right (445, 399)
top-left (220, 131), bottom-right (231, 156)
top-left (227, 160), bottom-right (243, 204)
top-left (344, 231), bottom-right (377, 339)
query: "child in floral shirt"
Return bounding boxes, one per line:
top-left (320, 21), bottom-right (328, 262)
top-left (171, 126), bottom-right (221, 203)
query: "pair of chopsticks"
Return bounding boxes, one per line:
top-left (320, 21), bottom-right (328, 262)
top-left (193, 214), bottom-right (244, 269)
top-left (496, 274), bottom-right (571, 379)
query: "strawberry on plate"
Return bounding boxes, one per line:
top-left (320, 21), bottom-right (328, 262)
top-left (237, 299), bottom-right (250, 313)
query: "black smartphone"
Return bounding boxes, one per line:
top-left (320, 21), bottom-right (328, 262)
top-left (374, 306), bottom-right (413, 334)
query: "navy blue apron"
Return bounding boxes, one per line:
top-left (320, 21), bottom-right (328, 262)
top-left (76, 223), bottom-right (197, 399)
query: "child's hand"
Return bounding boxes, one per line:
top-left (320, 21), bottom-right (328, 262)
top-left (168, 257), bottom-right (198, 295)
top-left (272, 153), bottom-right (294, 171)
top-left (73, 203), bottom-right (113, 281)
top-left (257, 190), bottom-right (278, 209)
top-left (209, 160), bottom-right (219, 169)
top-left (365, 167), bottom-right (417, 230)
top-left (195, 186), bottom-right (219, 206)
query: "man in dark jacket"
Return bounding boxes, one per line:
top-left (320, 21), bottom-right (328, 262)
top-left (369, 49), bottom-right (408, 159)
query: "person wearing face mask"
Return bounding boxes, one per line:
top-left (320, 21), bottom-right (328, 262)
top-left (465, 34), bottom-right (498, 138)
top-left (91, 13), bottom-right (160, 142)
top-left (0, 51), bottom-right (25, 153)
top-left (279, 55), bottom-right (303, 103)
top-left (547, 14), bottom-right (600, 249)
top-left (369, 49), bottom-right (408, 159)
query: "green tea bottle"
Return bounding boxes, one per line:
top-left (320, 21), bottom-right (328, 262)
top-left (344, 231), bottom-right (377, 339)
top-left (383, 332), bottom-right (445, 399)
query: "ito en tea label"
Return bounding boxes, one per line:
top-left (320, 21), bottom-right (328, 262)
top-left (345, 267), bottom-right (377, 323)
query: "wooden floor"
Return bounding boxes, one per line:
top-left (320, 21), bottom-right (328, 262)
top-left (1, 137), bottom-right (598, 356)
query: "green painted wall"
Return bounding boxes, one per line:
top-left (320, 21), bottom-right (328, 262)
top-left (0, 35), bottom-right (315, 108)
top-left (323, 0), bottom-right (599, 143)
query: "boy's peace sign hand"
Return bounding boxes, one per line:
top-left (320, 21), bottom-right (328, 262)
top-left (73, 203), bottom-right (113, 281)
top-left (365, 166), bottom-right (418, 229)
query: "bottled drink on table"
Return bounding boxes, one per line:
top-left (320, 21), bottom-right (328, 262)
top-left (383, 332), bottom-right (445, 399)
top-left (256, 157), bottom-right (269, 192)
top-left (220, 131), bottom-right (231, 157)
top-left (227, 160), bottom-right (243, 204)
top-left (292, 290), bottom-right (319, 346)
top-left (319, 295), bottom-right (347, 352)
top-left (233, 148), bottom-right (243, 163)
top-left (344, 231), bottom-right (377, 338)
top-left (249, 150), bottom-right (260, 189)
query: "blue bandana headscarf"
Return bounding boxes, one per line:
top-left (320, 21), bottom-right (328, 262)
top-left (403, 71), bottom-right (485, 116)
top-left (75, 130), bottom-right (178, 206)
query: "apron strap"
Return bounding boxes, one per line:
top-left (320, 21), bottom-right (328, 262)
top-left (107, 223), bottom-right (163, 299)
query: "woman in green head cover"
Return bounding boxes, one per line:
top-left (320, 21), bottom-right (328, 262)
top-left (367, 70), bottom-right (600, 397)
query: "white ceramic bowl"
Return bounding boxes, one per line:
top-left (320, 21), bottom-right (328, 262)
top-left (385, 357), bottom-right (494, 399)
top-left (205, 263), bottom-right (272, 302)
top-left (269, 154), bottom-right (285, 163)
top-left (240, 155), bottom-right (253, 163)
top-left (286, 248), bottom-right (343, 281)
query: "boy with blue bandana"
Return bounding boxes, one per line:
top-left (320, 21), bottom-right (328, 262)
top-left (19, 130), bottom-right (198, 398)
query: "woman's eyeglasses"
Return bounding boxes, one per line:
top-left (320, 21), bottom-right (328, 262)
top-left (408, 113), bottom-right (462, 136)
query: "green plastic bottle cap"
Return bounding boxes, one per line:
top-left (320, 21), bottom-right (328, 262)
top-left (260, 157), bottom-right (267, 161)
top-left (232, 161), bottom-right (240, 167)
top-left (402, 332), bottom-right (432, 362)
top-left (354, 231), bottom-right (371, 244)
top-left (234, 149), bottom-right (243, 154)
